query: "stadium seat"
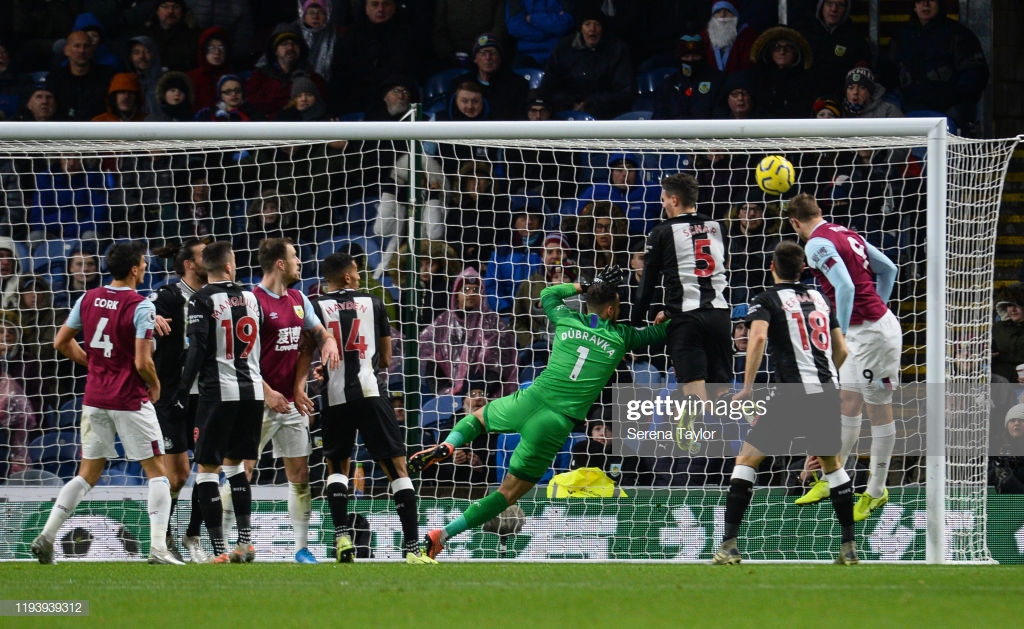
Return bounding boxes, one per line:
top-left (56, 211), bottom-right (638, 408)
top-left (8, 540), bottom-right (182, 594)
top-left (614, 110), bottom-right (653, 121)
top-left (337, 111), bottom-right (366, 122)
top-left (55, 396), bottom-right (82, 429)
top-left (423, 68), bottom-right (465, 110)
top-left (326, 236), bottom-right (382, 272)
top-left (554, 110), bottom-right (596, 121)
top-left (32, 239), bottom-right (79, 273)
top-left (96, 463), bottom-right (145, 486)
top-left (420, 394), bottom-right (461, 428)
top-left (340, 197), bottom-right (380, 238)
top-left (5, 469), bottom-right (64, 486)
top-left (28, 431), bottom-right (79, 480)
top-left (513, 67), bottom-right (545, 89)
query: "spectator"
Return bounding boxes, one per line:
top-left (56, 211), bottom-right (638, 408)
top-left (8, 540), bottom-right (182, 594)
top-left (572, 153), bottom-right (661, 236)
top-left (750, 26), bottom-right (815, 119)
top-left (434, 82), bottom-right (502, 177)
top-left (91, 72), bottom-right (147, 121)
top-left (68, 12), bottom-right (122, 71)
top-left (187, 27), bottom-right (234, 113)
top-left (715, 68), bottom-right (756, 119)
top-left (504, 95), bottom-right (579, 203)
top-left (452, 32), bottom-right (529, 121)
top-left (187, 0), bottom-right (256, 68)
top-left (813, 96), bottom-right (841, 119)
top-left (10, 0), bottom-right (79, 72)
top-left (16, 275), bottom-right (60, 411)
top-left (418, 268), bottom-right (518, 398)
top-left (446, 160), bottom-right (505, 267)
top-left (841, 66), bottom-right (902, 119)
top-left (693, 151), bottom-right (757, 220)
top-left (512, 234), bottom-right (580, 351)
top-left (570, 420), bottom-right (616, 473)
top-left (0, 313), bottom-right (39, 477)
top-left (539, 9), bottom-right (632, 119)
top-left (292, 1), bottom-right (339, 82)
top-left (145, 71), bottom-right (195, 121)
top-left (374, 154), bottom-right (449, 278)
top-left (48, 30), bottom-right (116, 121)
top-left (246, 24), bottom-right (327, 119)
top-left (388, 240), bottom-right (462, 327)
top-left (123, 36), bottom-right (163, 117)
top-left (570, 201), bottom-right (629, 284)
top-left (425, 383), bottom-right (497, 485)
top-left (622, 240), bottom-right (667, 373)
top-left (28, 156), bottom-right (108, 243)
top-left (156, 170), bottom-right (229, 245)
top-left (194, 73), bottom-right (263, 121)
top-left (0, 39), bottom-right (29, 120)
top-left (483, 206), bottom-right (544, 315)
top-left (725, 196), bottom-right (781, 305)
top-left (137, 0), bottom-right (200, 71)
top-left (56, 249), bottom-right (101, 310)
top-left (505, 0), bottom-right (574, 67)
top-left (276, 73), bottom-right (333, 123)
top-left (701, 1), bottom-right (758, 75)
top-left (0, 238), bottom-right (25, 310)
top-left (353, 75), bottom-right (418, 201)
top-left (989, 404), bottom-right (1024, 494)
top-left (12, 82), bottom-right (62, 122)
top-left (433, 0), bottom-right (507, 69)
top-left (329, 0), bottom-right (419, 116)
top-left (653, 33), bottom-right (725, 121)
top-left (798, 0), bottom-right (870, 100)
top-left (887, 0), bottom-right (989, 131)
top-left (993, 283), bottom-right (1024, 384)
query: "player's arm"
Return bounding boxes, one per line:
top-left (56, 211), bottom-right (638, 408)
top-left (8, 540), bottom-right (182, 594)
top-left (373, 295), bottom-right (392, 371)
top-left (831, 327), bottom-right (848, 369)
top-left (293, 331), bottom-right (316, 417)
top-left (807, 237), bottom-right (854, 333)
top-left (539, 282), bottom-right (581, 324)
top-left (54, 295), bottom-right (87, 367)
top-left (301, 293), bottom-right (340, 370)
top-left (133, 299), bottom-right (161, 402)
top-left (622, 320), bottom-right (669, 351)
top-left (865, 241), bottom-right (897, 303)
top-left (177, 296), bottom-right (209, 402)
top-left (735, 319), bottom-right (768, 401)
top-left (631, 231), bottom-right (661, 325)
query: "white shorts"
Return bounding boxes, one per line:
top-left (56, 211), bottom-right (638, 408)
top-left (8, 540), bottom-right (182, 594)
top-left (839, 310), bottom-right (902, 405)
top-left (259, 404), bottom-right (312, 459)
top-left (81, 403), bottom-right (165, 461)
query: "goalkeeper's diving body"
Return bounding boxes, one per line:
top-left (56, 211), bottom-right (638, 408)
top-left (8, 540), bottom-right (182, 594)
top-left (409, 266), bottom-right (667, 559)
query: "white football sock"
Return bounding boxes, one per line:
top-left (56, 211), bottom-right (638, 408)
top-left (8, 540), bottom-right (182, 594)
top-left (838, 414), bottom-right (862, 469)
top-left (42, 475), bottom-right (92, 541)
top-left (220, 482), bottom-right (235, 548)
top-left (148, 476), bottom-right (172, 552)
top-left (289, 482), bottom-right (311, 552)
top-left (867, 422), bottom-right (897, 498)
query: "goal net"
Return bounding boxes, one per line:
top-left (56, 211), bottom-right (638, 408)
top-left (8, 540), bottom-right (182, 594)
top-left (0, 120), bottom-right (1014, 563)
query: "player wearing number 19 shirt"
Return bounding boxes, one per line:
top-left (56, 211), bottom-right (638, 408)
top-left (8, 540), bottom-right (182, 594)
top-left (176, 241), bottom-right (264, 563)
top-left (412, 267), bottom-right (667, 559)
top-left (308, 253), bottom-right (434, 564)
top-left (31, 241), bottom-right (183, 565)
top-left (786, 193), bottom-right (900, 521)
top-left (633, 173), bottom-right (732, 419)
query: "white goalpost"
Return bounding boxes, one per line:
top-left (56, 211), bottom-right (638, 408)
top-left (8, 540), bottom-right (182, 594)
top-left (0, 119), bottom-right (1014, 563)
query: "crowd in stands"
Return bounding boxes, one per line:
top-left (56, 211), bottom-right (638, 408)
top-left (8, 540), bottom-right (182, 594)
top-left (0, 0), bottom-right (995, 489)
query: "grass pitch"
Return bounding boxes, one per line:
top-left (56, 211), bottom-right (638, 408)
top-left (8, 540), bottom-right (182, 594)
top-left (1, 562), bottom-right (1021, 628)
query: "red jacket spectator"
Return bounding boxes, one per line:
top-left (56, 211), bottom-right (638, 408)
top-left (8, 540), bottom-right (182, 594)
top-left (246, 24), bottom-right (327, 119)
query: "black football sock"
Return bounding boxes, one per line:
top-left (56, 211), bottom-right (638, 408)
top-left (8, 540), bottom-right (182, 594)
top-left (185, 487), bottom-right (204, 537)
top-left (829, 480), bottom-right (856, 543)
top-left (227, 473), bottom-right (252, 545)
top-left (723, 478), bottom-right (754, 542)
top-left (196, 480), bottom-right (225, 556)
top-left (394, 487), bottom-right (419, 554)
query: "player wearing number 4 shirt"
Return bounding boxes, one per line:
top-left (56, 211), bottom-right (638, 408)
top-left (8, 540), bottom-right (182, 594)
top-left (786, 194), bottom-right (900, 521)
top-left (410, 266), bottom-right (668, 559)
top-left (633, 173), bottom-right (731, 444)
top-left (713, 241), bottom-right (858, 565)
top-left (308, 253), bottom-right (434, 564)
top-left (32, 241), bottom-right (184, 566)
top-left (175, 241), bottom-right (264, 563)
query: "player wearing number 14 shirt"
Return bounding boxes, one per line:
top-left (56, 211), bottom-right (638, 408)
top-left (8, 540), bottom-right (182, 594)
top-left (786, 194), bottom-right (900, 521)
top-left (410, 267), bottom-right (667, 559)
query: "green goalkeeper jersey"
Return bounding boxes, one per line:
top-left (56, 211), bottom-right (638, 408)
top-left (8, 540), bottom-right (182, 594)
top-left (528, 283), bottom-right (668, 420)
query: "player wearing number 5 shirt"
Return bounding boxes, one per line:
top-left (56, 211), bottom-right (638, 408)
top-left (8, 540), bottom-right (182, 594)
top-left (787, 194), bottom-right (900, 521)
top-left (176, 241), bottom-right (264, 562)
top-left (633, 173), bottom-right (732, 427)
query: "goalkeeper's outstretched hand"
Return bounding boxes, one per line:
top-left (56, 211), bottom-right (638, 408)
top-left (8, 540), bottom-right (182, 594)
top-left (592, 263), bottom-right (625, 288)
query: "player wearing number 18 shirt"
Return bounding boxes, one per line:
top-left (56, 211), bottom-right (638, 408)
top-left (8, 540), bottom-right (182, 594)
top-left (176, 241), bottom-right (264, 563)
top-left (308, 253), bottom-right (434, 564)
top-left (713, 241), bottom-right (858, 565)
top-left (411, 267), bottom-right (667, 559)
top-left (787, 194), bottom-right (900, 520)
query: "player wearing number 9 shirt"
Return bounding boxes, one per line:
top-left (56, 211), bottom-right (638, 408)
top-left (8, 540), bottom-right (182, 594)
top-left (786, 193), bottom-right (900, 520)
top-left (175, 241), bottom-right (264, 562)
top-left (411, 267), bottom-right (667, 559)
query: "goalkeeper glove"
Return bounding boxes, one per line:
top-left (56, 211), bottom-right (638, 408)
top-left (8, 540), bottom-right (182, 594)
top-left (581, 264), bottom-right (625, 290)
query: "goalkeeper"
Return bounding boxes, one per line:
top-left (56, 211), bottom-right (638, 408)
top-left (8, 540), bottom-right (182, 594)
top-left (410, 265), bottom-right (667, 559)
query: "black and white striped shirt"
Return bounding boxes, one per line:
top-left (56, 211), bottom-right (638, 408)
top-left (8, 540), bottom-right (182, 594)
top-left (149, 280), bottom-right (198, 397)
top-left (310, 289), bottom-right (389, 406)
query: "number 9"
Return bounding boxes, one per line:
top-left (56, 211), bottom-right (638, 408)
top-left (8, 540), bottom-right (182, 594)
top-left (862, 369), bottom-right (874, 384)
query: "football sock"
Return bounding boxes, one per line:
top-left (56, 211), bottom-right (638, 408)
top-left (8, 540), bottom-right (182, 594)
top-left (827, 474), bottom-right (856, 544)
top-left (326, 474), bottom-right (350, 537)
top-left (226, 470), bottom-right (252, 545)
top-left (41, 475), bottom-right (92, 541)
top-left (445, 415), bottom-right (484, 449)
top-left (723, 465), bottom-right (756, 542)
top-left (147, 476), bottom-right (172, 552)
top-left (444, 490), bottom-right (509, 542)
top-left (391, 477), bottom-right (419, 553)
top-left (289, 481), bottom-right (311, 552)
top-left (185, 486), bottom-right (204, 537)
top-left (867, 422), bottom-right (896, 498)
top-left (196, 474), bottom-right (225, 556)
top-left (169, 491), bottom-right (179, 522)
top-left (838, 415), bottom-right (862, 467)
top-left (219, 482), bottom-right (234, 547)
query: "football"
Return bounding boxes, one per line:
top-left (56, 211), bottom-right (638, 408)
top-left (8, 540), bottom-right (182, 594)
top-left (755, 154), bottom-right (795, 195)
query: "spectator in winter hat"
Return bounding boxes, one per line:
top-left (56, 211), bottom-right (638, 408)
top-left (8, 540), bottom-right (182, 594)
top-left (92, 72), bottom-right (146, 121)
top-left (450, 32), bottom-right (529, 120)
top-left (701, 0), bottom-right (759, 75)
top-left (842, 66), bottom-right (902, 118)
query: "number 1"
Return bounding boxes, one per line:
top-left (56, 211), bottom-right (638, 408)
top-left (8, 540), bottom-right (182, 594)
top-left (569, 346), bottom-right (590, 380)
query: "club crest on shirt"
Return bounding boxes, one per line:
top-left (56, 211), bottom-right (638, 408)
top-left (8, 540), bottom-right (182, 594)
top-left (293, 305), bottom-right (304, 319)
top-left (698, 81), bottom-right (711, 94)
top-left (834, 44), bottom-right (847, 57)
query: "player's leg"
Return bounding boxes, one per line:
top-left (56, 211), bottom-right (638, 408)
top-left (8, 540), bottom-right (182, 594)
top-left (223, 400), bottom-right (264, 563)
top-left (819, 454), bottom-right (858, 564)
top-left (712, 444), bottom-right (765, 565)
top-left (270, 403), bottom-right (316, 562)
top-left (192, 402), bottom-right (230, 560)
top-left (162, 452), bottom-right (190, 560)
top-left (322, 404), bottom-right (356, 562)
top-left (409, 406), bottom-right (487, 473)
top-left (155, 398), bottom-right (192, 560)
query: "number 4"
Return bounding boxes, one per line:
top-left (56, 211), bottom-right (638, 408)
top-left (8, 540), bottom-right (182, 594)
top-left (90, 317), bottom-right (113, 358)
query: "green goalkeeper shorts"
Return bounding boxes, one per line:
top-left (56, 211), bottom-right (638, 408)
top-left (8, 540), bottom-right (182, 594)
top-left (483, 389), bottom-right (577, 483)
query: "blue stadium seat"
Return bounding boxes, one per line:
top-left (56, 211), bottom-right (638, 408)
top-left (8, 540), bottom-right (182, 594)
top-left (337, 111), bottom-right (366, 122)
top-left (513, 67), bottom-right (545, 89)
top-left (423, 68), bottom-right (465, 109)
top-left (325, 236), bottom-right (382, 272)
top-left (28, 431), bottom-right (79, 480)
top-left (339, 198), bottom-right (379, 238)
top-left (420, 394), bottom-right (461, 428)
top-left (97, 464), bottom-right (145, 486)
top-left (614, 110), bottom-right (653, 121)
top-left (554, 110), bottom-right (596, 121)
top-left (54, 396), bottom-right (82, 429)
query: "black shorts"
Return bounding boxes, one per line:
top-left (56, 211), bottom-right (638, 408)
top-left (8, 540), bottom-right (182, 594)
top-left (667, 309), bottom-right (732, 385)
top-left (322, 396), bottom-right (405, 463)
top-left (155, 394), bottom-right (198, 455)
top-left (193, 399), bottom-right (264, 466)
top-left (744, 386), bottom-right (841, 457)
